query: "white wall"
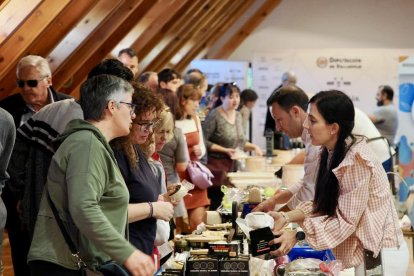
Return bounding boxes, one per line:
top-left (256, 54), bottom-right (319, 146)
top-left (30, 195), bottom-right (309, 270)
top-left (223, 0), bottom-right (414, 60)
top-left (206, 0), bottom-right (414, 149)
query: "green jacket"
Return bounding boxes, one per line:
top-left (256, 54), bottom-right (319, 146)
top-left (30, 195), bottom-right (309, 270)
top-left (28, 119), bottom-right (135, 270)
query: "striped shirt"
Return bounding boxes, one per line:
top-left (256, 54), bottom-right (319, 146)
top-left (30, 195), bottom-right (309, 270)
top-left (296, 138), bottom-right (402, 268)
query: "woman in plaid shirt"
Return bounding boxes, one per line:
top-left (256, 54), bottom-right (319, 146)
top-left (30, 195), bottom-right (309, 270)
top-left (270, 90), bottom-right (408, 275)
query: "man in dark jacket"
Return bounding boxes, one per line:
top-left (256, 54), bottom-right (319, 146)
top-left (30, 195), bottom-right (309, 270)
top-left (0, 55), bottom-right (71, 276)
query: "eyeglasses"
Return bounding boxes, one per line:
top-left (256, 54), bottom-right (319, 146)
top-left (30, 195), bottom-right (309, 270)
top-left (16, 77), bottom-right (47, 88)
top-left (119, 101), bottom-right (137, 115)
top-left (133, 119), bottom-right (160, 131)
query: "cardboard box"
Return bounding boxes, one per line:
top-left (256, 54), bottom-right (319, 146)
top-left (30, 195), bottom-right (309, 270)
top-left (186, 257), bottom-right (219, 276)
top-left (219, 258), bottom-right (249, 276)
top-left (249, 227), bottom-right (279, 257)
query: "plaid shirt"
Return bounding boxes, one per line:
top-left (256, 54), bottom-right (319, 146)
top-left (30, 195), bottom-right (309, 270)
top-left (297, 138), bottom-right (402, 268)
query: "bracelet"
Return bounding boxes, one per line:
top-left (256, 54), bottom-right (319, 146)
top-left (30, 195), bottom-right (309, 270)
top-left (147, 202), bottom-right (153, 218)
top-left (280, 211), bottom-right (290, 226)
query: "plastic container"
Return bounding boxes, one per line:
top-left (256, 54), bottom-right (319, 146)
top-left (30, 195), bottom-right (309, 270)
top-left (287, 244), bottom-right (335, 261)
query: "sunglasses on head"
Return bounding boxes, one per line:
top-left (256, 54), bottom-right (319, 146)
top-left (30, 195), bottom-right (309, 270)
top-left (16, 77), bottom-right (46, 88)
top-left (220, 82), bottom-right (237, 95)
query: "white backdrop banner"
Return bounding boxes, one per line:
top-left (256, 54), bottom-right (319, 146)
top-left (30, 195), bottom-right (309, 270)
top-left (190, 59), bottom-right (249, 91)
top-left (251, 49), bottom-right (414, 149)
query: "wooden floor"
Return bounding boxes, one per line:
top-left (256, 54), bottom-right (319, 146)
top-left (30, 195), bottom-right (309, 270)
top-left (2, 232), bottom-right (13, 276)
top-left (2, 232), bottom-right (414, 275)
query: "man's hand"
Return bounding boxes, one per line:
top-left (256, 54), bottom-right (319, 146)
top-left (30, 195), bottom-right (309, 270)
top-left (124, 250), bottom-right (155, 276)
top-left (253, 145), bottom-right (263, 156)
top-left (269, 230), bottom-right (297, 256)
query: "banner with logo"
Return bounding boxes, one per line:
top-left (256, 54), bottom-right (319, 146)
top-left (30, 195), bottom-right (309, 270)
top-left (251, 49), bottom-right (414, 149)
top-left (397, 57), bottom-right (414, 213)
top-left (190, 59), bottom-right (249, 91)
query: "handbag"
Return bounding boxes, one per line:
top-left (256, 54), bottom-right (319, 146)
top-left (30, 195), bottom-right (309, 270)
top-left (206, 156), bottom-right (235, 187)
top-left (46, 190), bottom-right (130, 276)
top-left (187, 160), bottom-right (214, 189)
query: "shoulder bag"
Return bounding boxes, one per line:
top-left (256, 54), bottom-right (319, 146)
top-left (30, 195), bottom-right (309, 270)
top-left (187, 160), bottom-right (214, 189)
top-left (46, 189), bottom-right (130, 276)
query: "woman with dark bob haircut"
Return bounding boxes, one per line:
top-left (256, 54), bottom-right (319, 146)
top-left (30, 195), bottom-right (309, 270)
top-left (269, 90), bottom-right (407, 275)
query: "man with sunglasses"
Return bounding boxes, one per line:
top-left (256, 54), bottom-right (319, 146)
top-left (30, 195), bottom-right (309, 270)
top-left (0, 55), bottom-right (70, 276)
top-left (0, 55), bottom-right (71, 127)
top-left (5, 59), bottom-right (134, 276)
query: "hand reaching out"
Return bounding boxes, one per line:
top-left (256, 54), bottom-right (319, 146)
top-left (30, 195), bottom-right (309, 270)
top-left (268, 211), bottom-right (287, 232)
top-left (252, 197), bottom-right (277, 212)
top-left (225, 148), bottom-right (236, 158)
top-left (254, 145), bottom-right (263, 156)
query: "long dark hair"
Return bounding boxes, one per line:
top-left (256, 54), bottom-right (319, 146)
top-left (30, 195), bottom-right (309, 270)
top-left (310, 90), bottom-right (356, 217)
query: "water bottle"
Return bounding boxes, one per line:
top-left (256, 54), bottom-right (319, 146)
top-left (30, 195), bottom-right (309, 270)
top-left (265, 128), bottom-right (274, 157)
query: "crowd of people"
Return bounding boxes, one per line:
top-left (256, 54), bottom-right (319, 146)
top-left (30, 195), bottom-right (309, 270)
top-left (0, 51), bottom-right (261, 276)
top-left (0, 48), bottom-right (405, 276)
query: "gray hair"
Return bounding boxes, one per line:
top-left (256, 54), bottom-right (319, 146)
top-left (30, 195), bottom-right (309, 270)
top-left (80, 74), bottom-right (133, 121)
top-left (16, 55), bottom-right (52, 78)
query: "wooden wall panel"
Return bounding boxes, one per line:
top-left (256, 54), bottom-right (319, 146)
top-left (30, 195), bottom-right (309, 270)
top-left (52, 0), bottom-right (157, 97)
top-left (210, 0), bottom-right (282, 59)
top-left (0, 0), bottom-right (97, 98)
top-left (0, 0), bottom-right (42, 45)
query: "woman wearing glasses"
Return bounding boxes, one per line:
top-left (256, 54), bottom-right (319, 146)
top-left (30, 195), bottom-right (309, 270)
top-left (28, 75), bottom-right (154, 276)
top-left (203, 83), bottom-right (263, 210)
top-left (111, 83), bottom-right (174, 257)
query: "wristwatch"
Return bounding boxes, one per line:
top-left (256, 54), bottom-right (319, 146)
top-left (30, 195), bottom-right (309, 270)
top-left (295, 227), bottom-right (306, 246)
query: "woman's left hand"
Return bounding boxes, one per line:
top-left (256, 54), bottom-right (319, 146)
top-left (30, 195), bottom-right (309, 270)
top-left (268, 211), bottom-right (287, 232)
top-left (192, 145), bottom-right (202, 158)
top-left (160, 191), bottom-right (179, 206)
top-left (269, 230), bottom-right (297, 256)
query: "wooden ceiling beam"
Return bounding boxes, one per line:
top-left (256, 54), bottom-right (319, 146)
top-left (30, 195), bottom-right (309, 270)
top-left (172, 0), bottom-right (251, 71)
top-left (146, 0), bottom-right (234, 73)
top-left (175, 0), bottom-right (255, 72)
top-left (112, 0), bottom-right (187, 57)
top-left (0, 0), bottom-right (42, 45)
top-left (133, 0), bottom-right (198, 62)
top-left (47, 0), bottom-right (122, 72)
top-left (210, 0), bottom-right (282, 59)
top-left (0, 0), bottom-right (97, 99)
top-left (138, 0), bottom-right (208, 70)
top-left (52, 0), bottom-right (157, 97)
top-left (0, 0), bottom-right (72, 96)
